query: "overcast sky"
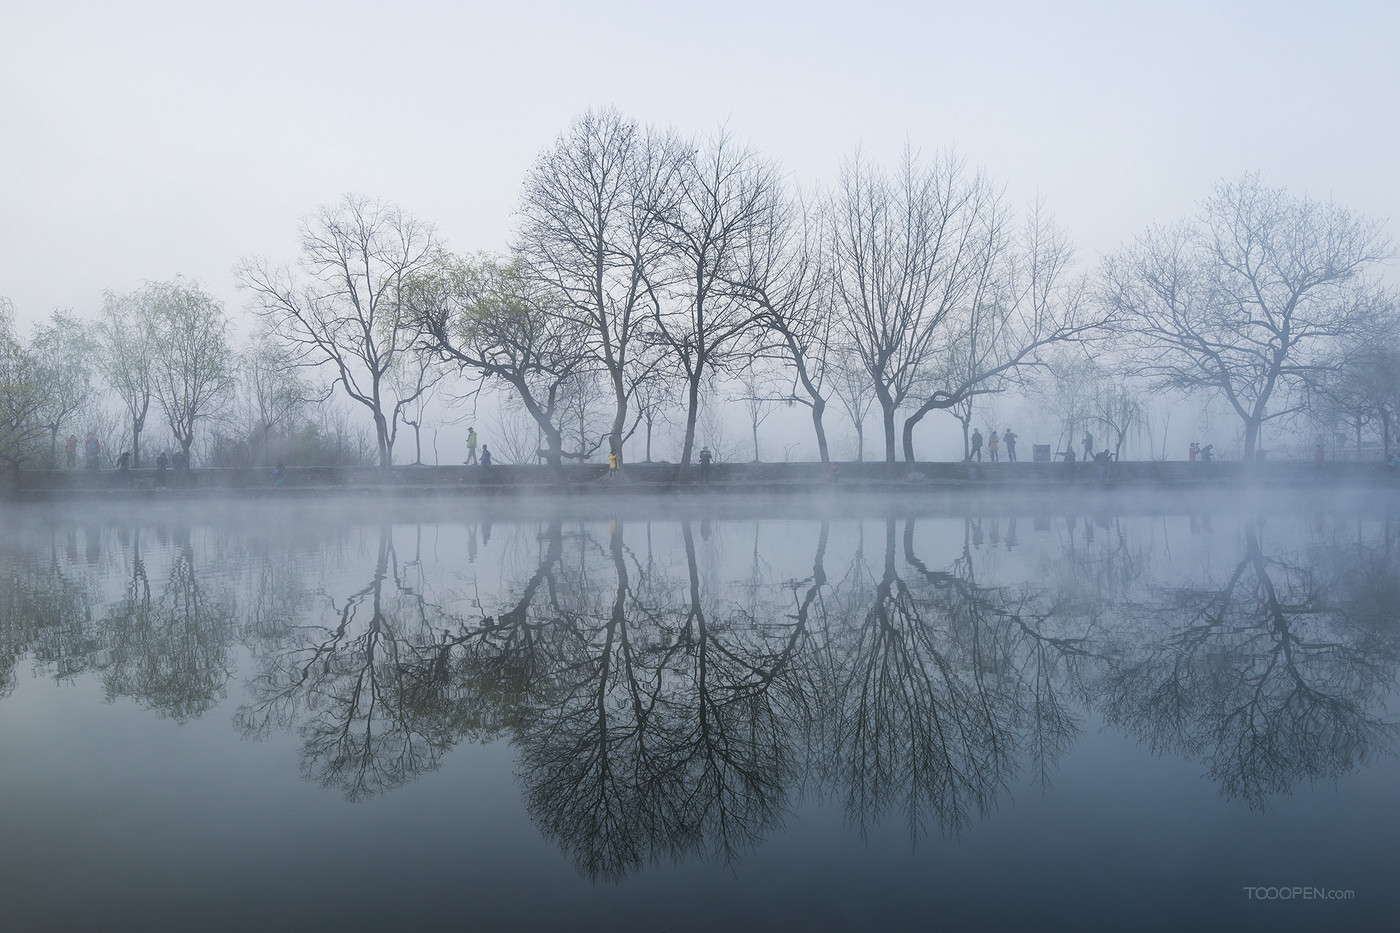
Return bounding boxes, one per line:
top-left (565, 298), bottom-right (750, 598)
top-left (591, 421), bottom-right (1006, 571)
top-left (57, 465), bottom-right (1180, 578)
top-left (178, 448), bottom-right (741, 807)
top-left (3, 0), bottom-right (1396, 328)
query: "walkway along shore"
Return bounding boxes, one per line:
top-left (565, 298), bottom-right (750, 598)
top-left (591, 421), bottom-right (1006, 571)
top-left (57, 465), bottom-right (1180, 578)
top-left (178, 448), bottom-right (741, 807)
top-left (6, 459), bottom-right (1399, 501)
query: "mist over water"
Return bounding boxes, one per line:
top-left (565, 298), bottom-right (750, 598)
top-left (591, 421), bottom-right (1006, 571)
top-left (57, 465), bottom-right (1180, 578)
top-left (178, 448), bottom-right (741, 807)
top-left (1, 493), bottom-right (1397, 932)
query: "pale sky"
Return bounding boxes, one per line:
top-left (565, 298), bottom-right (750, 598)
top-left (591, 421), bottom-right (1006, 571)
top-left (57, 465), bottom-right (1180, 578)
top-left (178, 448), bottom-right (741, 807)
top-left (4, 0), bottom-right (1396, 329)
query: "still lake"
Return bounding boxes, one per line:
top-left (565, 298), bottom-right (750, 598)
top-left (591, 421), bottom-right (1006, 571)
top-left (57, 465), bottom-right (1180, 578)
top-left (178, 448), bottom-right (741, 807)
top-left (2, 492), bottom-right (1397, 932)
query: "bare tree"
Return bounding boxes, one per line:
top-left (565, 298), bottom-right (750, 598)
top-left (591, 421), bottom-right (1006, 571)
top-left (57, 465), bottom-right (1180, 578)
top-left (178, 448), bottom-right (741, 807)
top-left (237, 195), bottom-right (438, 474)
top-left (385, 349), bottom-right (447, 466)
top-left (515, 108), bottom-right (682, 466)
top-left (729, 189), bottom-right (836, 462)
top-left (652, 128), bottom-right (773, 474)
top-left (146, 278), bottom-right (236, 465)
top-left (734, 363), bottom-right (783, 462)
top-left (1101, 173), bottom-right (1395, 463)
top-left (829, 148), bottom-right (1001, 463)
top-left (898, 203), bottom-right (1101, 464)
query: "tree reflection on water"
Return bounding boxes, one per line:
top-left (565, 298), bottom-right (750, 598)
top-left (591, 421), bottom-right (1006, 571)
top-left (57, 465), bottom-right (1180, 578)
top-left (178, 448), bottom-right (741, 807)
top-left (1, 508), bottom-right (1397, 880)
top-left (1099, 522), bottom-right (1400, 806)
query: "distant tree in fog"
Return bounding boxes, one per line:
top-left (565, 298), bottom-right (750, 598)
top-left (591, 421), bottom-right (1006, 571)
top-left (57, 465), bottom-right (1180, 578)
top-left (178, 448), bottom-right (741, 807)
top-left (237, 195), bottom-right (438, 474)
top-left (830, 350), bottom-right (875, 461)
top-left (1101, 173), bottom-right (1395, 462)
top-left (1313, 339), bottom-right (1400, 460)
top-left (145, 277), bottom-right (236, 466)
top-left (0, 299), bottom-right (47, 479)
top-left (515, 108), bottom-right (683, 465)
top-left (237, 333), bottom-right (318, 466)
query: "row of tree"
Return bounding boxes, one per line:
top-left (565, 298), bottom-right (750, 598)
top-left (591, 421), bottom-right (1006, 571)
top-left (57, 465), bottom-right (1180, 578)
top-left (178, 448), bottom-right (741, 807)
top-left (3, 107), bottom-right (1397, 479)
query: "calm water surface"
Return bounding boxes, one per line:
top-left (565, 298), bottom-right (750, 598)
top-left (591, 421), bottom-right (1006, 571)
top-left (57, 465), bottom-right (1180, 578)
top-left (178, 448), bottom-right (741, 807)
top-left (2, 494), bottom-right (1397, 932)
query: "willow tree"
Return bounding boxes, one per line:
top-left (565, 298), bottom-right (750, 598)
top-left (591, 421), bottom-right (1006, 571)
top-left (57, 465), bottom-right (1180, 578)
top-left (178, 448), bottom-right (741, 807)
top-left (96, 288), bottom-right (156, 468)
top-left (405, 251), bottom-right (594, 480)
top-left (146, 278), bottom-right (236, 466)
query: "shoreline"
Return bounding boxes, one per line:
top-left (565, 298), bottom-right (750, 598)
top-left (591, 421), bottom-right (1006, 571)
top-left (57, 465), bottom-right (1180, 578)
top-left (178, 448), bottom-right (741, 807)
top-left (5, 460), bottom-right (1399, 517)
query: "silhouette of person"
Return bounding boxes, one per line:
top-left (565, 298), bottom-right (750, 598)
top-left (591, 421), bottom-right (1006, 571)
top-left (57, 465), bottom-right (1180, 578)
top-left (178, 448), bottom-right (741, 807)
top-left (970, 429), bottom-right (983, 462)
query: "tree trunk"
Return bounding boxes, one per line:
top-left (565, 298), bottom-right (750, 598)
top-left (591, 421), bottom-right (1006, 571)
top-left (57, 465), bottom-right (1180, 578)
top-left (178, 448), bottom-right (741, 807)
top-left (809, 395), bottom-right (829, 464)
top-left (901, 407), bottom-right (928, 466)
top-left (679, 375), bottom-right (700, 481)
top-left (877, 389), bottom-right (897, 465)
top-left (131, 403), bottom-right (147, 471)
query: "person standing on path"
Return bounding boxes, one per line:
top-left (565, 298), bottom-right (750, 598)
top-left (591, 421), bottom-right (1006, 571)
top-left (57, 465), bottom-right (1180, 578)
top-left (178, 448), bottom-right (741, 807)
top-left (970, 429), bottom-right (983, 462)
top-left (1082, 432), bottom-right (1094, 463)
top-left (988, 431), bottom-right (1000, 463)
top-left (1003, 429), bottom-right (1018, 462)
top-left (699, 446), bottom-right (712, 482)
top-left (465, 426), bottom-right (478, 465)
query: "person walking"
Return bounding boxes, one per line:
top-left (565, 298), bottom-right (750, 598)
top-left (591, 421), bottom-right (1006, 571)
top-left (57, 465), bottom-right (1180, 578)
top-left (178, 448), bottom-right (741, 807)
top-left (1082, 432), bottom-right (1094, 463)
top-left (465, 426), bottom-right (478, 465)
top-left (988, 431), bottom-right (1000, 463)
top-left (1003, 429), bottom-right (1017, 462)
top-left (970, 429), bottom-right (983, 462)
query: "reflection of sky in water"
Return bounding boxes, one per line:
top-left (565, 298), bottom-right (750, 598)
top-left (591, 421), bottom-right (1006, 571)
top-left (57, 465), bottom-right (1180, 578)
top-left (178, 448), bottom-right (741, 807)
top-left (0, 499), bottom-right (1397, 932)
